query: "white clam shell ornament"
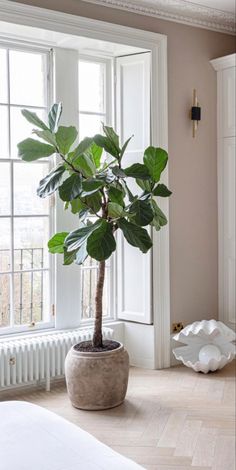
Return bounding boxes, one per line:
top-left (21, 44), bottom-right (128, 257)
top-left (173, 320), bottom-right (236, 373)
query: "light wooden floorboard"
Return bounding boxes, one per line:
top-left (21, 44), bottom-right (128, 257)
top-left (0, 361), bottom-right (235, 470)
top-left (192, 427), bottom-right (217, 467)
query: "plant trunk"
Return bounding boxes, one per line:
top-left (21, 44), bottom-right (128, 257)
top-left (93, 260), bottom-right (105, 348)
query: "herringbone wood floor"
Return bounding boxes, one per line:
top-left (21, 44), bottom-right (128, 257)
top-left (1, 362), bottom-right (235, 470)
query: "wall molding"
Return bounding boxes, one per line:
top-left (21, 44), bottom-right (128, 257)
top-left (81, 0), bottom-right (236, 34)
top-left (210, 53), bottom-right (236, 71)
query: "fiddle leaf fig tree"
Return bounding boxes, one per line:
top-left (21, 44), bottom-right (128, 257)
top-left (18, 103), bottom-right (171, 349)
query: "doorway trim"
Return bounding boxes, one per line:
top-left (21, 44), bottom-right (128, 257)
top-left (0, 0), bottom-right (170, 368)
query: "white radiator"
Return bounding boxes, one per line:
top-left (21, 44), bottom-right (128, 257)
top-left (0, 328), bottom-right (113, 391)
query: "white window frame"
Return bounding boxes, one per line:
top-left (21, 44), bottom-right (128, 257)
top-left (0, 40), bottom-right (55, 336)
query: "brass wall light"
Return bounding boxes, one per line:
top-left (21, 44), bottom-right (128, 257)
top-left (191, 89), bottom-right (201, 138)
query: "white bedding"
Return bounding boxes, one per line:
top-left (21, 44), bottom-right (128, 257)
top-left (0, 401), bottom-right (144, 470)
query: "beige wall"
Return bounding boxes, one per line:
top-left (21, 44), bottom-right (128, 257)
top-left (13, 0), bottom-right (236, 326)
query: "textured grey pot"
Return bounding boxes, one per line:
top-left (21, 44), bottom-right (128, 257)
top-left (65, 342), bottom-right (129, 410)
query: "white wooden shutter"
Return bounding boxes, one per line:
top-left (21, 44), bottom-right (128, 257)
top-left (116, 53), bottom-right (152, 324)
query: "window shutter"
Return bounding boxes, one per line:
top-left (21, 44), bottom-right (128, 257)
top-left (116, 53), bottom-right (152, 324)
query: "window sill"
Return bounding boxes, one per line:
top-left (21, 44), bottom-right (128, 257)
top-left (0, 320), bottom-right (124, 342)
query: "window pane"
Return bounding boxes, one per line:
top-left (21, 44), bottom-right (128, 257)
top-left (81, 264), bottom-right (109, 320)
top-left (14, 162), bottom-right (49, 215)
top-left (0, 49), bottom-right (8, 103)
top-left (79, 113), bottom-right (102, 140)
top-left (83, 256), bottom-right (98, 268)
top-left (81, 265), bottom-right (97, 319)
top-left (10, 106), bottom-right (46, 158)
top-left (0, 162), bottom-right (11, 216)
top-left (9, 50), bottom-right (46, 107)
top-left (0, 274), bottom-right (10, 328)
top-left (14, 217), bottom-right (49, 270)
top-left (0, 218), bottom-right (11, 273)
top-left (14, 270), bottom-right (49, 325)
top-left (0, 105), bottom-right (9, 158)
top-left (79, 61), bottom-right (105, 113)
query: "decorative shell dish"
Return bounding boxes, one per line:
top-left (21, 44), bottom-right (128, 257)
top-left (173, 319), bottom-right (236, 373)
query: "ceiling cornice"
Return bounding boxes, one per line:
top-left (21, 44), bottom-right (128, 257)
top-left (81, 0), bottom-right (236, 34)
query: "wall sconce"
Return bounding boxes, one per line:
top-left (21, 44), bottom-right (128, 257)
top-left (191, 89), bottom-right (201, 138)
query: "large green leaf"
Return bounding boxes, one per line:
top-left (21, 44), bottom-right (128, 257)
top-left (56, 126), bottom-right (78, 154)
top-left (150, 199), bottom-right (168, 231)
top-left (48, 103), bottom-right (62, 132)
top-left (111, 166), bottom-right (126, 178)
top-left (152, 183), bottom-right (172, 197)
top-left (102, 124), bottom-right (120, 153)
top-left (69, 198), bottom-right (86, 215)
top-left (72, 153), bottom-right (96, 177)
top-left (81, 179), bottom-right (104, 197)
top-left (129, 199), bottom-right (154, 226)
top-left (63, 248), bottom-right (77, 265)
top-left (65, 221), bottom-right (100, 252)
top-left (32, 129), bottom-right (57, 147)
top-left (94, 134), bottom-right (119, 158)
top-left (17, 138), bottom-right (55, 161)
top-left (72, 137), bottom-right (93, 159)
top-left (37, 164), bottom-right (65, 198)
top-left (59, 173), bottom-right (82, 201)
top-left (90, 142), bottom-right (103, 168)
top-left (87, 220), bottom-right (116, 261)
top-left (120, 136), bottom-right (133, 160)
top-left (21, 109), bottom-right (48, 131)
top-left (77, 208), bottom-right (89, 222)
top-left (75, 242), bottom-right (88, 265)
top-left (108, 202), bottom-right (124, 218)
top-left (143, 147), bottom-right (168, 182)
top-left (84, 192), bottom-right (102, 213)
top-left (118, 218), bottom-right (152, 253)
top-left (136, 178), bottom-right (152, 192)
top-left (124, 163), bottom-right (150, 180)
top-left (48, 232), bottom-right (68, 254)
top-left (108, 186), bottom-right (125, 206)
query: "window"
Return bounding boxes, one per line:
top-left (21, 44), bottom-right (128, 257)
top-left (78, 57), bottom-right (113, 321)
top-left (78, 59), bottom-right (106, 140)
top-left (0, 47), bottom-right (114, 334)
top-left (0, 44), bottom-right (53, 333)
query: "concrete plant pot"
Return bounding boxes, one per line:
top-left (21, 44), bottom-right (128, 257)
top-left (65, 341), bottom-right (129, 410)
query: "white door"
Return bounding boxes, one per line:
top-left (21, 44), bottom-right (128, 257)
top-left (115, 53), bottom-right (152, 324)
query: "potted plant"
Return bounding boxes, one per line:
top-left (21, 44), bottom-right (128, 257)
top-left (18, 103), bottom-right (171, 410)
